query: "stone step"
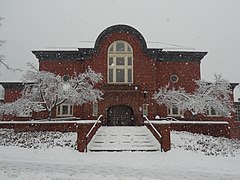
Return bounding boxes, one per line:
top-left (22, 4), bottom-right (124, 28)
top-left (87, 126), bottom-right (161, 152)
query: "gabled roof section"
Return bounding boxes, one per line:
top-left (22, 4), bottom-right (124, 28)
top-left (32, 24), bottom-right (208, 62)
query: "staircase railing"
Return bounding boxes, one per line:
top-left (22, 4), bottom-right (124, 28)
top-left (143, 115), bottom-right (163, 152)
top-left (166, 116), bottom-right (179, 121)
top-left (85, 115), bottom-right (103, 152)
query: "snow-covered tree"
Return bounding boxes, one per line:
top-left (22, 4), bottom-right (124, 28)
top-left (0, 98), bottom-right (45, 116)
top-left (0, 17), bottom-right (7, 69)
top-left (1, 66), bottom-right (103, 120)
top-left (153, 74), bottom-right (234, 117)
top-left (0, 17), bottom-right (21, 72)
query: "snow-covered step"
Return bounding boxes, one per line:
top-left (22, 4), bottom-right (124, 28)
top-left (87, 126), bottom-right (161, 152)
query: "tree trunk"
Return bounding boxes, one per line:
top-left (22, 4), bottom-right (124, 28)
top-left (47, 110), bottom-right (52, 121)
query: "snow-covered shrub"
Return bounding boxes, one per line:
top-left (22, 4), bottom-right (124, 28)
top-left (0, 129), bottom-right (77, 149)
top-left (172, 131), bottom-right (240, 157)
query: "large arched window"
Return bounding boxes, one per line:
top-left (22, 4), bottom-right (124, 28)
top-left (108, 41), bottom-right (133, 84)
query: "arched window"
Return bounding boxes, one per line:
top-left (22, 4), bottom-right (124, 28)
top-left (108, 41), bottom-right (133, 84)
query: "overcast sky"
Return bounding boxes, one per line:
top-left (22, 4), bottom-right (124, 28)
top-left (0, 0), bottom-right (239, 100)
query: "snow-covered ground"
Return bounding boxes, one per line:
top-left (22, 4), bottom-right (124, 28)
top-left (0, 129), bottom-right (240, 180)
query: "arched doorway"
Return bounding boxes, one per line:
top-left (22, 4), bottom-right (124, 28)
top-left (107, 105), bottom-right (134, 126)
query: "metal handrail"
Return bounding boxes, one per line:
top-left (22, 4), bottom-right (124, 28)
top-left (166, 116), bottom-right (179, 121)
top-left (85, 115), bottom-right (103, 152)
top-left (143, 115), bottom-right (163, 152)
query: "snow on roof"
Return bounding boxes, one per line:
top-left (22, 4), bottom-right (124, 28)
top-left (162, 48), bottom-right (207, 52)
top-left (146, 42), bottom-right (206, 52)
top-left (32, 42), bottom-right (95, 51)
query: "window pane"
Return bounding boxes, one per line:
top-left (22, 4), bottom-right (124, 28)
top-left (109, 69), bottom-right (113, 82)
top-left (109, 45), bottom-right (113, 51)
top-left (62, 105), bottom-right (69, 115)
top-left (70, 105), bottom-right (73, 115)
top-left (172, 106), bottom-right (178, 114)
top-left (109, 57), bottom-right (113, 65)
top-left (127, 45), bottom-right (132, 52)
top-left (116, 42), bottom-right (124, 51)
top-left (211, 108), bottom-right (216, 115)
top-left (128, 69), bottom-right (132, 82)
top-left (116, 57), bottom-right (124, 65)
top-left (128, 57), bottom-right (132, 65)
top-left (116, 69), bottom-right (125, 82)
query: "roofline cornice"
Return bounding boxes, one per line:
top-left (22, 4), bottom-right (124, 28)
top-left (32, 25), bottom-right (208, 62)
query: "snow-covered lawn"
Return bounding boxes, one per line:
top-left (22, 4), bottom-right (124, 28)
top-left (0, 130), bottom-right (240, 180)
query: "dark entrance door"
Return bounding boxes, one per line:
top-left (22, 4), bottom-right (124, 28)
top-left (107, 105), bottom-right (134, 126)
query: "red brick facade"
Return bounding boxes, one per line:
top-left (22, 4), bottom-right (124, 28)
top-left (0, 24), bottom-right (238, 128)
top-left (29, 25), bottom-right (206, 125)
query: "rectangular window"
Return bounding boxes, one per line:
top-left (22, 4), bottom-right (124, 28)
top-left (143, 104), bottom-right (148, 116)
top-left (116, 69), bottom-right (125, 82)
top-left (116, 42), bottom-right (125, 51)
top-left (128, 69), bottom-right (132, 83)
top-left (116, 57), bottom-right (125, 65)
top-left (109, 57), bottom-right (113, 65)
top-left (56, 104), bottom-right (73, 117)
top-left (92, 102), bottom-right (98, 117)
top-left (206, 107), bottom-right (220, 116)
top-left (172, 106), bottom-right (179, 115)
top-left (109, 69), bottom-right (113, 82)
top-left (128, 57), bottom-right (132, 65)
top-left (168, 106), bottom-right (183, 116)
top-left (62, 105), bottom-right (69, 115)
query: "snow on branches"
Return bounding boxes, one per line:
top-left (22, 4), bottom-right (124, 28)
top-left (1, 67), bottom-right (103, 119)
top-left (153, 75), bottom-right (234, 117)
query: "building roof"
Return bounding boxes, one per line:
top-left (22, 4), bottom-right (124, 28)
top-left (0, 82), bottom-right (34, 89)
top-left (32, 24), bottom-right (208, 62)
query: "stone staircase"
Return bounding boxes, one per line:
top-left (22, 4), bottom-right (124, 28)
top-left (87, 126), bottom-right (161, 152)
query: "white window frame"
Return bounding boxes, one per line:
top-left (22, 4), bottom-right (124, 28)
top-left (56, 104), bottom-right (73, 117)
top-left (108, 41), bottom-right (133, 84)
top-left (167, 106), bottom-right (183, 116)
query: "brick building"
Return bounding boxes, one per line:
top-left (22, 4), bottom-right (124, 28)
top-left (0, 24), bottom-right (238, 125)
